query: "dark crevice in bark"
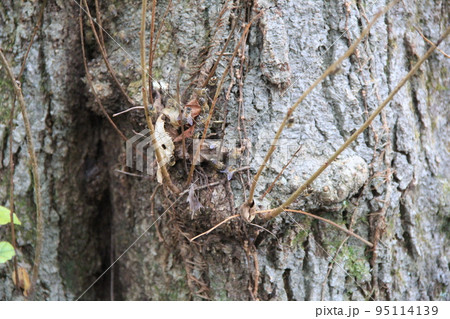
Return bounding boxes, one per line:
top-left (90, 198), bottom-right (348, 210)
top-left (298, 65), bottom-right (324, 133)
top-left (282, 268), bottom-right (294, 300)
top-left (384, 12), bottom-right (393, 92)
top-left (399, 194), bottom-right (417, 258)
top-left (89, 188), bottom-right (114, 300)
top-left (312, 219), bottom-right (326, 258)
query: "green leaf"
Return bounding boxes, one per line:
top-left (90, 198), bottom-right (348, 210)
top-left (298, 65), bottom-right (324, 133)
top-left (0, 205), bottom-right (21, 226)
top-left (0, 241), bottom-right (16, 263)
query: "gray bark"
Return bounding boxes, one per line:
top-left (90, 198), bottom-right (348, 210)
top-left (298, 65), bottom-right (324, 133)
top-left (0, 0), bottom-right (448, 300)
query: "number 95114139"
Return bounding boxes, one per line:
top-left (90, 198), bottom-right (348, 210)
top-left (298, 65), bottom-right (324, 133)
top-left (375, 305), bottom-right (438, 316)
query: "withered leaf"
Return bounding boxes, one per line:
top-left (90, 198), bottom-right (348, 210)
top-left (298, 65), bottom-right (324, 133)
top-left (162, 107), bottom-right (181, 127)
top-left (185, 98), bottom-right (201, 118)
top-left (13, 266), bottom-right (31, 297)
top-left (153, 89), bottom-right (164, 113)
top-left (173, 125), bottom-right (195, 143)
top-left (154, 115), bottom-right (175, 184)
top-left (187, 184), bottom-right (203, 218)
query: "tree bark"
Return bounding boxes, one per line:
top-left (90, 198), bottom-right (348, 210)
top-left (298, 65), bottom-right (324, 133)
top-left (0, 0), bottom-right (448, 300)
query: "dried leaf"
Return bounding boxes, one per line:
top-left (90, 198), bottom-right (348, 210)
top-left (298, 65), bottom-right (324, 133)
top-left (239, 201), bottom-right (256, 223)
top-left (162, 107), bottom-right (181, 127)
top-left (12, 266), bottom-right (31, 297)
top-left (187, 184), bottom-right (203, 218)
top-left (153, 90), bottom-right (164, 113)
top-left (173, 125), bottom-right (195, 143)
top-left (185, 98), bottom-right (201, 118)
top-left (220, 166), bottom-right (236, 180)
top-left (154, 115), bottom-right (175, 184)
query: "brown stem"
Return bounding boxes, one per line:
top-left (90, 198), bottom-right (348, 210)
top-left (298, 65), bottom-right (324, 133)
top-left (153, 0), bottom-right (172, 57)
top-left (259, 145), bottom-right (302, 200)
top-left (7, 0), bottom-right (47, 292)
top-left (94, 0), bottom-right (105, 47)
top-left (79, 11), bottom-right (128, 142)
top-left (176, 66), bottom-right (188, 172)
top-left (414, 26), bottom-right (450, 58)
top-left (190, 214), bottom-right (240, 241)
top-left (18, 0), bottom-right (47, 80)
top-left (201, 12), bottom-right (238, 88)
top-left (8, 100), bottom-right (19, 290)
top-left (0, 49), bottom-right (43, 300)
top-left (140, 0), bottom-right (180, 194)
top-left (82, 0), bottom-right (135, 106)
top-left (148, 0), bottom-right (157, 105)
top-left (257, 209), bottom-right (373, 247)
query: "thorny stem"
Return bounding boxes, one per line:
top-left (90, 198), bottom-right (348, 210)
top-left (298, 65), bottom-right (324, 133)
top-left (0, 49), bottom-right (44, 299)
top-left (186, 11), bottom-right (263, 186)
top-left (263, 25), bottom-right (450, 220)
top-left (247, 0), bottom-right (400, 205)
top-left (140, 0), bottom-right (180, 194)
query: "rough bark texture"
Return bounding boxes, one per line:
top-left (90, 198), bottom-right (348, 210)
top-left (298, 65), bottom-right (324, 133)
top-left (0, 0), bottom-right (448, 300)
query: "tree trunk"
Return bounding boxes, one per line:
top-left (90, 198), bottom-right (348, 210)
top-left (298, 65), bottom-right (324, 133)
top-left (0, 0), bottom-right (448, 301)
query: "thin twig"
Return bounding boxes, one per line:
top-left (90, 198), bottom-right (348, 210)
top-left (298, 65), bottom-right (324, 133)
top-left (114, 169), bottom-right (145, 177)
top-left (148, 0), bottom-right (157, 105)
top-left (7, 0), bottom-right (47, 291)
top-left (8, 101), bottom-right (19, 290)
top-left (82, 0), bottom-right (135, 106)
top-left (153, 0), bottom-right (172, 57)
top-left (201, 9), bottom-right (238, 88)
top-left (320, 236), bottom-right (349, 300)
top-left (247, 0), bottom-right (400, 205)
top-left (263, 24), bottom-right (450, 219)
top-left (0, 49), bottom-right (43, 299)
top-left (189, 205), bottom-right (371, 247)
top-left (94, 0), bottom-right (105, 48)
top-left (414, 26), bottom-right (450, 58)
top-left (190, 214), bottom-right (239, 241)
top-left (186, 11), bottom-right (263, 186)
top-left (248, 222), bottom-right (277, 239)
top-left (112, 106), bottom-right (144, 117)
top-left (179, 181), bottom-right (221, 197)
top-left (257, 209), bottom-right (373, 247)
top-left (259, 145), bottom-right (302, 200)
top-left (176, 61), bottom-right (188, 172)
top-left (18, 0), bottom-right (47, 80)
top-left (140, 0), bottom-right (180, 194)
top-left (79, 11), bottom-right (128, 142)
